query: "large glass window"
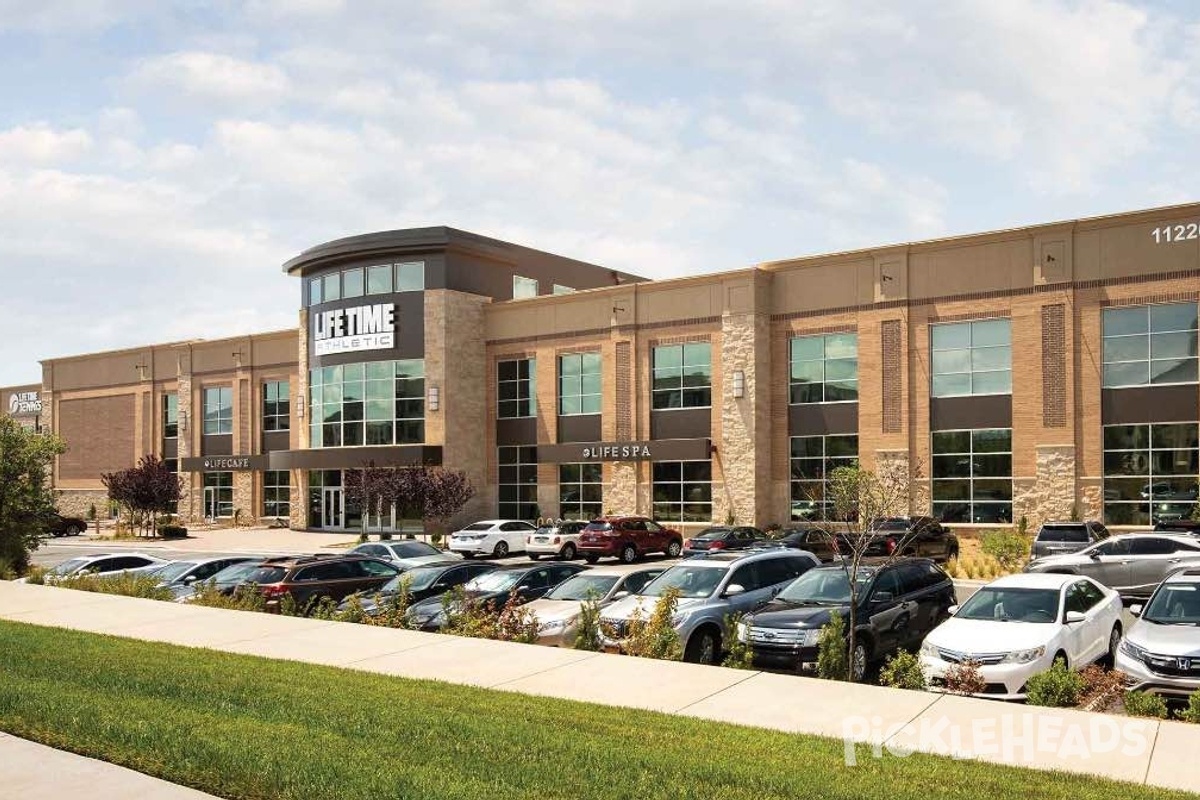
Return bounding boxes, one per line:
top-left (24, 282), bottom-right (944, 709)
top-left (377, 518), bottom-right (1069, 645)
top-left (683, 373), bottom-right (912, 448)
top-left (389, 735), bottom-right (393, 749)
top-left (202, 387), bottom-right (233, 435)
top-left (930, 319), bottom-right (1012, 397)
top-left (263, 470), bottom-right (290, 518)
top-left (1102, 303), bottom-right (1198, 388)
top-left (789, 333), bottom-right (858, 403)
top-left (1103, 423), bottom-right (1199, 525)
top-left (931, 429), bottom-right (1013, 523)
top-left (308, 278), bottom-right (322, 306)
top-left (307, 261), bottom-right (426, 305)
top-left (652, 342), bottom-right (712, 410)
top-left (308, 360), bottom-right (425, 448)
top-left (513, 275), bottom-right (539, 299)
top-left (366, 264), bottom-right (392, 295)
top-left (559, 463), bottom-right (602, 520)
top-left (652, 461), bottom-right (712, 522)
top-left (499, 446), bottom-right (538, 520)
top-left (162, 393), bottom-right (178, 439)
top-left (263, 381), bottom-right (290, 432)
top-left (558, 352), bottom-right (601, 415)
top-left (342, 267), bottom-right (364, 298)
top-left (322, 272), bottom-right (341, 302)
top-left (789, 434), bottom-right (859, 521)
top-left (498, 358), bottom-right (536, 419)
top-left (396, 262), bottom-right (425, 292)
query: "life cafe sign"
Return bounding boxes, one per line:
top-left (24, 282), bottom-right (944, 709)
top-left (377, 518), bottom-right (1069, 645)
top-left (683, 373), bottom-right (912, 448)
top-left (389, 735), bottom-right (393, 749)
top-left (7, 391), bottom-right (41, 416)
top-left (312, 303), bottom-right (396, 356)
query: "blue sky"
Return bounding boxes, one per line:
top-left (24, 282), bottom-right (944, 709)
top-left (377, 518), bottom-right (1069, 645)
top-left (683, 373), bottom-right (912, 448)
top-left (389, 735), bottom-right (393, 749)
top-left (1, 0), bottom-right (1197, 385)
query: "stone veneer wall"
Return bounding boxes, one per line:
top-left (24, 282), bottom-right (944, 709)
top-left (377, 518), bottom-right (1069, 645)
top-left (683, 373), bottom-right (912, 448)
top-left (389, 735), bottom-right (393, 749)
top-left (289, 309), bottom-right (309, 530)
top-left (176, 370), bottom-right (196, 521)
top-left (717, 309), bottom-right (770, 526)
top-left (1012, 444), bottom-right (1076, 528)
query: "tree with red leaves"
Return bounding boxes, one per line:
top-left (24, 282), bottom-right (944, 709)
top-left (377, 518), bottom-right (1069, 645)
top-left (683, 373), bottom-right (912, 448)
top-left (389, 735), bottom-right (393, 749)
top-left (345, 465), bottom-right (475, 538)
top-left (102, 454), bottom-right (182, 537)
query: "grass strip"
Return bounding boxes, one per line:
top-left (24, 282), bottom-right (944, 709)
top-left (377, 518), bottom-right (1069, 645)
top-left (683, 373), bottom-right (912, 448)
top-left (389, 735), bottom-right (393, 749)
top-left (0, 619), bottom-right (1188, 800)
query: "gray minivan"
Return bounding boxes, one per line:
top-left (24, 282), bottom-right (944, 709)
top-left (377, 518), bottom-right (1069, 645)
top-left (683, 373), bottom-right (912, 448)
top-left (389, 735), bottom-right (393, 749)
top-left (1030, 521), bottom-right (1109, 560)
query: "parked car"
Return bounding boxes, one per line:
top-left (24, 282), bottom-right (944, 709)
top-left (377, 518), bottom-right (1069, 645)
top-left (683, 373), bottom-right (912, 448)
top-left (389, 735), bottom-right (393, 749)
top-left (525, 565), bottom-right (666, 646)
top-left (577, 516), bottom-right (684, 564)
top-left (405, 563), bottom-right (586, 631)
top-left (23, 552), bottom-right (168, 583)
top-left (1154, 520), bottom-right (1200, 536)
top-left (447, 520), bottom-right (536, 558)
top-left (1117, 568), bottom-right (1200, 699)
top-left (739, 558), bottom-right (954, 679)
top-left (1029, 521), bottom-right (1110, 560)
top-left (601, 550), bottom-right (818, 664)
top-left (45, 513), bottom-right (87, 537)
top-left (145, 556), bottom-right (264, 590)
top-left (171, 560), bottom-right (267, 602)
top-left (864, 517), bottom-right (959, 563)
top-left (682, 526), bottom-right (769, 557)
top-left (239, 554), bottom-right (400, 612)
top-left (752, 524), bottom-right (845, 562)
top-left (526, 521), bottom-right (590, 560)
top-left (337, 561), bottom-right (498, 615)
top-left (348, 540), bottom-right (463, 569)
top-left (1023, 533), bottom-right (1200, 598)
top-left (921, 573), bottom-right (1123, 700)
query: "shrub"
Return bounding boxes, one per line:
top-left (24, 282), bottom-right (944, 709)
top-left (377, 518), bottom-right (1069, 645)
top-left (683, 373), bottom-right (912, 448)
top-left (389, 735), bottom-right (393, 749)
top-left (190, 581), bottom-right (266, 612)
top-left (1123, 690), bottom-right (1169, 719)
top-left (1025, 658), bottom-right (1085, 707)
top-left (879, 649), bottom-right (926, 691)
top-left (573, 595), bottom-right (603, 651)
top-left (943, 660), bottom-right (986, 695)
top-left (362, 580), bottom-right (413, 629)
top-left (358, 532), bottom-right (368, 544)
top-left (158, 525), bottom-right (188, 539)
top-left (1077, 665), bottom-right (1125, 712)
top-left (980, 530), bottom-right (1029, 572)
top-left (21, 566), bottom-right (47, 585)
top-left (1174, 689), bottom-right (1200, 724)
top-left (817, 610), bottom-right (847, 681)
top-left (493, 592), bottom-right (540, 644)
top-left (720, 613), bottom-right (755, 670)
top-left (305, 595), bottom-right (340, 620)
top-left (56, 570), bottom-right (174, 601)
top-left (87, 504), bottom-right (97, 521)
top-left (624, 588), bottom-right (683, 661)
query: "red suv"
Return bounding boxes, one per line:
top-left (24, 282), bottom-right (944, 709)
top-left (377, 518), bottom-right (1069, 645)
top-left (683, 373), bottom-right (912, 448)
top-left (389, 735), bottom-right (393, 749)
top-left (240, 554), bottom-right (399, 613)
top-left (577, 516), bottom-right (683, 564)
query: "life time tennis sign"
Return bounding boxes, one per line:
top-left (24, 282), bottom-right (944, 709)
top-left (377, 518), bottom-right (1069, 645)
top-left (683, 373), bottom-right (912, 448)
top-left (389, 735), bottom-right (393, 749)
top-left (7, 391), bottom-right (41, 416)
top-left (312, 303), bottom-right (396, 356)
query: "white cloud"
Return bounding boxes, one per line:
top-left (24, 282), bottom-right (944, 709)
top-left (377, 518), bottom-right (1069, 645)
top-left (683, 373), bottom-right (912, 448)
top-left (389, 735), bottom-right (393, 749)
top-left (0, 125), bottom-right (92, 164)
top-left (126, 51), bottom-right (291, 106)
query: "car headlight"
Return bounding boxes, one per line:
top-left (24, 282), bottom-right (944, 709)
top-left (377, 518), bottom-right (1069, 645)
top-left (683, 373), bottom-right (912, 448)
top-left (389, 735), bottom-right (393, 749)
top-left (920, 640), bottom-right (940, 658)
top-left (670, 612), bottom-right (688, 626)
top-left (736, 621), bottom-right (748, 642)
top-left (1001, 646), bottom-right (1045, 664)
top-left (1118, 638), bottom-right (1145, 660)
top-left (538, 619), bottom-right (566, 633)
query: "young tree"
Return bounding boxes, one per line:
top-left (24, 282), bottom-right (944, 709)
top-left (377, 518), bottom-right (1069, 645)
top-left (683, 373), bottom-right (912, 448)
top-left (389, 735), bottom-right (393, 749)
top-left (102, 455), bottom-right (182, 536)
top-left (813, 459), bottom-right (925, 681)
top-left (420, 468), bottom-right (475, 534)
top-left (0, 416), bottom-right (66, 573)
top-left (344, 466), bottom-right (475, 539)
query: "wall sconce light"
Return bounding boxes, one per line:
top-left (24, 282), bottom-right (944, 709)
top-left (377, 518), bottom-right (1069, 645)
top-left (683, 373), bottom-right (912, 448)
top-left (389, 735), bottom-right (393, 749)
top-left (179, 410), bottom-right (189, 432)
top-left (133, 363), bottom-right (148, 381)
top-left (428, 385), bottom-right (440, 412)
top-left (732, 370), bottom-right (745, 398)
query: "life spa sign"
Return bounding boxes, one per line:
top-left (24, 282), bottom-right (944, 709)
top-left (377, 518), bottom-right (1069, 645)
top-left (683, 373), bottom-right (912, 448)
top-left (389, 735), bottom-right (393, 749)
top-left (312, 303), bottom-right (396, 356)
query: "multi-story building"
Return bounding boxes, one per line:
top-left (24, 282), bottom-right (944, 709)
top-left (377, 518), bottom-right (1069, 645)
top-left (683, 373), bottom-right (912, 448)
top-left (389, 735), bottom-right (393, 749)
top-left (3, 203), bottom-right (1198, 533)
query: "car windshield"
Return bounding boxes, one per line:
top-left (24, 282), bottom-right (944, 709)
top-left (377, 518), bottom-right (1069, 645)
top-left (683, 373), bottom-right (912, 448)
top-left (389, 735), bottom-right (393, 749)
top-left (243, 567), bottom-right (288, 584)
top-left (47, 557), bottom-right (91, 576)
top-left (1038, 525), bottom-right (1088, 543)
top-left (545, 575), bottom-right (620, 601)
top-left (956, 587), bottom-right (1060, 623)
top-left (776, 568), bottom-right (872, 604)
top-left (1143, 584), bottom-right (1200, 625)
top-left (389, 542), bottom-right (440, 558)
top-left (871, 519), bottom-right (911, 532)
top-left (383, 565), bottom-right (445, 592)
top-left (643, 565), bottom-right (726, 599)
top-left (584, 522), bottom-right (613, 531)
top-left (464, 571), bottom-right (521, 593)
top-left (211, 563), bottom-right (260, 584)
top-left (694, 528), bottom-right (732, 540)
top-left (463, 523), bottom-right (494, 532)
top-left (150, 561), bottom-right (199, 583)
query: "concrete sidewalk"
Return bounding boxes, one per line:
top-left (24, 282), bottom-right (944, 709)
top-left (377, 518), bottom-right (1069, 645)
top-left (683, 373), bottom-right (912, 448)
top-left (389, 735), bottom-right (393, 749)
top-left (2, 731), bottom-right (219, 799)
top-left (1, 581), bottom-right (1198, 795)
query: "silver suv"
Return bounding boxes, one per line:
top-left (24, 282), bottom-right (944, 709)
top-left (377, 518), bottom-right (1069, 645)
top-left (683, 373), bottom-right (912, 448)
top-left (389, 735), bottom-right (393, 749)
top-left (599, 549), bottom-right (819, 664)
top-left (1116, 568), bottom-right (1200, 699)
top-left (1030, 521), bottom-right (1109, 560)
top-left (1024, 533), bottom-right (1200, 598)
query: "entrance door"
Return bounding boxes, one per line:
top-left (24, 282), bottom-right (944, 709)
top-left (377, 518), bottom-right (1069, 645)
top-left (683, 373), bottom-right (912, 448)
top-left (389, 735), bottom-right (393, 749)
top-left (322, 488), bottom-right (344, 529)
top-left (203, 486), bottom-right (220, 520)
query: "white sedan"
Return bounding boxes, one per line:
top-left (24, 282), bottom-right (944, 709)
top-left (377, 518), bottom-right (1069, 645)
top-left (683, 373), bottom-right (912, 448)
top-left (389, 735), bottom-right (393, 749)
top-left (920, 573), bottom-right (1123, 700)
top-left (447, 520), bottom-right (536, 558)
top-left (348, 540), bottom-right (462, 569)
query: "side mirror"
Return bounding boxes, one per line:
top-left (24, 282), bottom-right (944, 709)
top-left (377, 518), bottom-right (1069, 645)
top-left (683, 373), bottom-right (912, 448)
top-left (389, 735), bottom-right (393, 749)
top-left (183, 575), bottom-right (198, 584)
top-left (872, 591), bottom-right (894, 605)
top-left (947, 604), bottom-right (959, 616)
top-left (612, 590), bottom-right (630, 600)
top-left (724, 583), bottom-right (745, 597)
top-left (1130, 604), bottom-right (1143, 617)
top-left (1065, 611), bottom-right (1086, 624)
top-left (1089, 552), bottom-right (1101, 560)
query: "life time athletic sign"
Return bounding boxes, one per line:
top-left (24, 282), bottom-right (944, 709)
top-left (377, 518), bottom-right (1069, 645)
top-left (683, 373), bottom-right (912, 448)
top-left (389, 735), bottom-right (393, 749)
top-left (537, 438), bottom-right (711, 464)
top-left (312, 303), bottom-right (396, 357)
top-left (7, 391), bottom-right (41, 416)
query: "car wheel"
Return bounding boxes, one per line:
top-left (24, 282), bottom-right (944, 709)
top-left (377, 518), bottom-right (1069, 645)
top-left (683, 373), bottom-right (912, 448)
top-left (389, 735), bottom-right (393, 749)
top-left (584, 554), bottom-right (599, 564)
top-left (619, 544), bottom-right (638, 564)
top-left (461, 552), bottom-right (474, 560)
top-left (528, 553), bottom-right (541, 561)
top-left (561, 543), bottom-right (577, 560)
top-left (684, 627), bottom-right (721, 665)
top-left (850, 639), bottom-right (870, 682)
top-left (665, 540), bottom-right (682, 558)
top-left (1104, 623), bottom-right (1122, 668)
top-left (66, 524), bottom-right (84, 536)
top-left (493, 541), bottom-right (510, 558)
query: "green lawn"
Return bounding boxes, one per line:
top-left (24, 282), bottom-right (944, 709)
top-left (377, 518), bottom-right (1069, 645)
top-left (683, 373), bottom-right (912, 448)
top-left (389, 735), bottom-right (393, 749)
top-left (0, 620), bottom-right (1188, 800)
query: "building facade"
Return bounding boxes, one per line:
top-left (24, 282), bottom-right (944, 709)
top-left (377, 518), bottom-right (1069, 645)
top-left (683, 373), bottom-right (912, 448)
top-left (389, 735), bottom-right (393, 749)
top-left (4, 205), bottom-right (1198, 533)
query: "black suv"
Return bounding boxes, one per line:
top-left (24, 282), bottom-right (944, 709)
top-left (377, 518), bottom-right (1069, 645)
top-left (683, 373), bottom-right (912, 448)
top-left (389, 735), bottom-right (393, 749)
top-left (405, 562), bottom-right (586, 631)
top-left (738, 558), bottom-right (955, 680)
top-left (46, 513), bottom-right (87, 537)
top-left (862, 517), bottom-right (959, 563)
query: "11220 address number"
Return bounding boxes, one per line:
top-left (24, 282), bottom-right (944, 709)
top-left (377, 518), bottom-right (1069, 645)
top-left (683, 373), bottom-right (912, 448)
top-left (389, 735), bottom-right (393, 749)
top-left (1152, 222), bottom-right (1199, 244)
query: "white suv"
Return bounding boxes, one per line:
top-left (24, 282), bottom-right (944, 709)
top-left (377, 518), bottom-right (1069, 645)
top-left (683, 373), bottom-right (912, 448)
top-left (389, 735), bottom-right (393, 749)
top-left (447, 520), bottom-right (536, 558)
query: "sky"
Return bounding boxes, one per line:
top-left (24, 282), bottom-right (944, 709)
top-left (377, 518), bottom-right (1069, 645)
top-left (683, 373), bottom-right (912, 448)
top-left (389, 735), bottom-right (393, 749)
top-left (1, 0), bottom-right (1198, 386)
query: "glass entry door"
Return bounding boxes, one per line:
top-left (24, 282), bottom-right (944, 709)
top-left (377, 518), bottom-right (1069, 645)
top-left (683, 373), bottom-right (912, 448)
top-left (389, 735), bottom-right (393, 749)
top-left (321, 488), bottom-right (344, 529)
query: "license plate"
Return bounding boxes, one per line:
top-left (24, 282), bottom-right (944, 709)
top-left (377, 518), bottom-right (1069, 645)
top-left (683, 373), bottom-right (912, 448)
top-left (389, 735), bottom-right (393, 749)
top-left (535, 537), bottom-right (549, 543)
